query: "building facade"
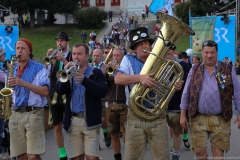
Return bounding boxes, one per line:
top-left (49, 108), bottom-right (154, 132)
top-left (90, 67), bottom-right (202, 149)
top-left (80, 0), bottom-right (182, 11)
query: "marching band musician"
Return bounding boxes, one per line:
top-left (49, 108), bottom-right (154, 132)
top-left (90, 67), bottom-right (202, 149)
top-left (92, 49), bottom-right (112, 147)
top-left (55, 43), bottom-right (108, 160)
top-left (115, 27), bottom-right (184, 160)
top-left (105, 48), bottom-right (127, 160)
top-left (8, 38), bottom-right (49, 160)
top-left (46, 31), bottom-right (72, 160)
top-left (0, 48), bottom-right (10, 160)
top-left (165, 50), bottom-right (190, 160)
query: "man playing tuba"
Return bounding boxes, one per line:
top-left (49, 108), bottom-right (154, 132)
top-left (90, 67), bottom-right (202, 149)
top-left (115, 27), bottom-right (184, 160)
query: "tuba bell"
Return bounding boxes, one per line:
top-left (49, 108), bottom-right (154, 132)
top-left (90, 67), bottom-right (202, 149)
top-left (0, 55), bottom-right (21, 119)
top-left (128, 12), bottom-right (195, 121)
top-left (43, 46), bottom-right (62, 65)
top-left (56, 60), bottom-right (80, 83)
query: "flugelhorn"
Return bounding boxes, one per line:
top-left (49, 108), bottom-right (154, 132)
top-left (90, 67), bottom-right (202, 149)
top-left (56, 60), bottom-right (80, 83)
top-left (106, 60), bottom-right (117, 76)
top-left (43, 46), bottom-right (62, 65)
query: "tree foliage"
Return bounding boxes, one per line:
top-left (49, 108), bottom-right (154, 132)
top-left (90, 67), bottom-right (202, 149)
top-left (174, 0), bottom-right (236, 24)
top-left (0, 0), bottom-right (79, 27)
top-left (73, 7), bottom-right (108, 29)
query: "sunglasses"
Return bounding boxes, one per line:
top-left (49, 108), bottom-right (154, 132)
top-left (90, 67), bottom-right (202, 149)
top-left (202, 41), bottom-right (217, 47)
top-left (202, 40), bottom-right (218, 51)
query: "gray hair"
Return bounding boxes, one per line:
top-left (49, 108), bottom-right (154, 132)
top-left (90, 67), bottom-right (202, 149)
top-left (113, 47), bottom-right (124, 55)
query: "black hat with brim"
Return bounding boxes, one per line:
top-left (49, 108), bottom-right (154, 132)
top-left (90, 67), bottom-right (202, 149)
top-left (55, 31), bottom-right (71, 41)
top-left (129, 27), bottom-right (154, 50)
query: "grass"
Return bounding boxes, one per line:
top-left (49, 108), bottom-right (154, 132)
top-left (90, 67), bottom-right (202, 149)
top-left (19, 24), bottom-right (190, 62)
top-left (19, 24), bottom-right (100, 62)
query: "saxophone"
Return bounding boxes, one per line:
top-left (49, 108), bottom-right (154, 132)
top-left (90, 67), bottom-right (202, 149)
top-left (0, 55), bottom-right (20, 119)
top-left (128, 12), bottom-right (195, 121)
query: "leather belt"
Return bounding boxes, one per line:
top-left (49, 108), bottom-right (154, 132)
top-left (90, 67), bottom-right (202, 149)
top-left (72, 112), bottom-right (84, 118)
top-left (13, 106), bottom-right (42, 113)
top-left (108, 101), bottom-right (125, 104)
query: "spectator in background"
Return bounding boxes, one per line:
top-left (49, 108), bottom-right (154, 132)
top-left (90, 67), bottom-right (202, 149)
top-left (81, 30), bottom-right (87, 44)
top-left (145, 5), bottom-right (149, 18)
top-left (90, 31), bottom-right (96, 41)
top-left (103, 35), bottom-right (107, 47)
top-left (133, 14), bottom-right (138, 28)
top-left (109, 10), bottom-right (113, 22)
top-left (154, 23), bottom-right (160, 36)
top-left (89, 39), bottom-right (96, 50)
top-left (116, 31), bottom-right (120, 45)
top-left (192, 55), bottom-right (200, 66)
top-left (181, 52), bottom-right (192, 69)
top-left (174, 52), bottom-right (183, 59)
top-left (119, 28), bottom-right (124, 45)
top-left (126, 17), bottom-right (130, 31)
top-left (0, 16), bottom-right (5, 24)
top-left (229, 58), bottom-right (233, 65)
top-left (125, 10), bottom-right (128, 21)
top-left (142, 10), bottom-right (146, 21)
top-left (223, 57), bottom-right (229, 64)
top-left (162, 8), bottom-right (168, 14)
top-left (95, 38), bottom-right (101, 49)
top-left (234, 59), bottom-right (240, 82)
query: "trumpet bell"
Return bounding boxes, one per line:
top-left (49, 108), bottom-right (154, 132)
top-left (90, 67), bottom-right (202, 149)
top-left (56, 70), bottom-right (69, 83)
top-left (43, 56), bottom-right (51, 65)
top-left (106, 66), bottom-right (115, 75)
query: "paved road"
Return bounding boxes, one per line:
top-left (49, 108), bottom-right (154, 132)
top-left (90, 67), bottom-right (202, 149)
top-left (38, 113), bottom-right (240, 160)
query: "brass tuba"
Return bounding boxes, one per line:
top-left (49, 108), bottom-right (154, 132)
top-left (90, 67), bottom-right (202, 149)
top-left (0, 55), bottom-right (20, 119)
top-left (128, 12), bottom-right (195, 121)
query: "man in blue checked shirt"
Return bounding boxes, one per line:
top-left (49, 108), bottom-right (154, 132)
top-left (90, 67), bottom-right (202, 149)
top-left (55, 43), bottom-right (108, 160)
top-left (8, 38), bottom-right (49, 160)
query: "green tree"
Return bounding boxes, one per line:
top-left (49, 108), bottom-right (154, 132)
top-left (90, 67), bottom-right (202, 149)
top-left (74, 7), bottom-right (108, 29)
top-left (0, 0), bottom-right (79, 27)
top-left (174, 0), bottom-right (236, 24)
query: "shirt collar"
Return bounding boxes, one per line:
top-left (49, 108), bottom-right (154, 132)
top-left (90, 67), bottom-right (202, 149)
top-left (63, 51), bottom-right (69, 58)
top-left (202, 61), bottom-right (219, 70)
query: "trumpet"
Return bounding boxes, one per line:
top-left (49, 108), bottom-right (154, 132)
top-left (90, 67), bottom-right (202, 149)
top-left (104, 43), bottom-right (117, 65)
top-left (106, 60), bottom-right (117, 76)
top-left (43, 46), bottom-right (62, 65)
top-left (56, 60), bottom-right (80, 83)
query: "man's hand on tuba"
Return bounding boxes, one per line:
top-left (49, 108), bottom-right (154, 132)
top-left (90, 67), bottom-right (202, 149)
top-left (174, 80), bottom-right (184, 91)
top-left (139, 73), bottom-right (157, 88)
